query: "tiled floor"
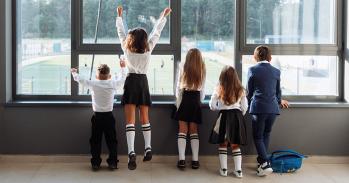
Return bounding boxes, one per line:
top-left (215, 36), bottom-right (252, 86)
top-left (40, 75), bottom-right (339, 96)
top-left (0, 158), bottom-right (349, 183)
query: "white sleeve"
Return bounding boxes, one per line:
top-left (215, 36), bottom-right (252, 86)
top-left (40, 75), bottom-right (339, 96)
top-left (209, 86), bottom-right (220, 111)
top-left (113, 68), bottom-right (127, 90)
top-left (115, 17), bottom-right (127, 51)
top-left (240, 95), bottom-right (249, 115)
top-left (148, 17), bottom-right (167, 51)
top-left (200, 76), bottom-right (206, 102)
top-left (71, 72), bottom-right (93, 88)
top-left (175, 65), bottom-right (182, 99)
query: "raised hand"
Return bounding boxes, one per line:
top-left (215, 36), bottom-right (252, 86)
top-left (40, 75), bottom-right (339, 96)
top-left (161, 7), bottom-right (172, 18)
top-left (117, 6), bottom-right (123, 17)
top-left (119, 58), bottom-right (126, 68)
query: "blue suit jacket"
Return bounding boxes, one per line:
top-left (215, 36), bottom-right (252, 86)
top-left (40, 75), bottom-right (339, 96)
top-left (246, 62), bottom-right (281, 115)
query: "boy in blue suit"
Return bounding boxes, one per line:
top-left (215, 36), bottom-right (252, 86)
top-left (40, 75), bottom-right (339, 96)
top-left (247, 45), bottom-right (289, 176)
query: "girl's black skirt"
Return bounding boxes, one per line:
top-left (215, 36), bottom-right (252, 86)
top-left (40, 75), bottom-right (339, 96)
top-left (209, 109), bottom-right (247, 145)
top-left (121, 73), bottom-right (152, 106)
top-left (174, 90), bottom-right (202, 124)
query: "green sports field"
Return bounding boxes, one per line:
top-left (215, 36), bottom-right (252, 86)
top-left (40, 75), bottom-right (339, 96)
top-left (18, 54), bottom-right (227, 96)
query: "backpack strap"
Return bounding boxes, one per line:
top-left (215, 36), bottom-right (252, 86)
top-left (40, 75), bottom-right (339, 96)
top-left (271, 150), bottom-right (307, 159)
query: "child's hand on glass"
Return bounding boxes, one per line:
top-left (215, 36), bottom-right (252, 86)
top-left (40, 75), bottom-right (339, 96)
top-left (117, 6), bottom-right (123, 17)
top-left (71, 68), bottom-right (78, 73)
top-left (280, 99), bottom-right (289, 109)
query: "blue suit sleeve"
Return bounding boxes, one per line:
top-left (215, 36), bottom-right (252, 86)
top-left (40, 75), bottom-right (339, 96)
top-left (276, 70), bottom-right (282, 105)
top-left (246, 68), bottom-right (254, 106)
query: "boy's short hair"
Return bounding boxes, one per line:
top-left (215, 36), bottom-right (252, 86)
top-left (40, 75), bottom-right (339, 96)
top-left (97, 64), bottom-right (110, 75)
top-left (254, 45), bottom-right (271, 61)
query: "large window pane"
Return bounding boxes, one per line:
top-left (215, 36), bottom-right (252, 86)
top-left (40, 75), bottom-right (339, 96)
top-left (181, 0), bottom-right (235, 95)
top-left (242, 55), bottom-right (338, 96)
top-left (83, 0), bottom-right (170, 44)
top-left (79, 55), bottom-right (174, 95)
top-left (17, 0), bottom-right (71, 95)
top-left (246, 0), bottom-right (335, 44)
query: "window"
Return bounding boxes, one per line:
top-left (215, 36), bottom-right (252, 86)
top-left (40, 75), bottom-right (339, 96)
top-left (13, 0), bottom-right (345, 102)
top-left (78, 55), bottom-right (174, 95)
top-left (82, 0), bottom-right (170, 44)
top-left (181, 0), bottom-right (235, 95)
top-left (242, 55), bottom-right (338, 96)
top-left (246, 0), bottom-right (336, 44)
top-left (16, 0), bottom-right (71, 95)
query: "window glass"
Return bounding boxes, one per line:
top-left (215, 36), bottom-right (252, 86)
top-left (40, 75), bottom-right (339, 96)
top-left (83, 0), bottom-right (170, 44)
top-left (17, 0), bottom-right (71, 95)
top-left (246, 0), bottom-right (336, 44)
top-left (79, 55), bottom-right (174, 95)
top-left (242, 55), bottom-right (338, 96)
top-left (181, 0), bottom-right (235, 95)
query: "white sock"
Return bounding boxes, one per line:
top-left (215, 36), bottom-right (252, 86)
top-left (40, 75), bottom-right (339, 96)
top-left (126, 124), bottom-right (135, 155)
top-left (219, 147), bottom-right (228, 170)
top-left (142, 123), bottom-right (151, 152)
top-left (232, 147), bottom-right (242, 171)
top-left (177, 133), bottom-right (187, 160)
top-left (190, 133), bottom-right (199, 161)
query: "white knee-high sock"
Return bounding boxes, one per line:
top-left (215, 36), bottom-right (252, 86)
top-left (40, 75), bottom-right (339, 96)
top-left (232, 148), bottom-right (242, 171)
top-left (142, 123), bottom-right (151, 151)
top-left (190, 133), bottom-right (199, 161)
top-left (126, 124), bottom-right (135, 155)
top-left (178, 133), bottom-right (187, 160)
top-left (219, 147), bottom-right (228, 170)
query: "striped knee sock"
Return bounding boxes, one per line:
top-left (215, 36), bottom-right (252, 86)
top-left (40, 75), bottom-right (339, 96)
top-left (142, 123), bottom-right (151, 152)
top-left (177, 133), bottom-right (187, 160)
top-left (232, 148), bottom-right (242, 171)
top-left (126, 124), bottom-right (135, 155)
top-left (219, 147), bottom-right (228, 171)
top-left (190, 133), bottom-right (199, 161)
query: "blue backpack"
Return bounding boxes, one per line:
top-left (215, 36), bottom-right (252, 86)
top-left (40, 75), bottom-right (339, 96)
top-left (269, 150), bottom-right (306, 173)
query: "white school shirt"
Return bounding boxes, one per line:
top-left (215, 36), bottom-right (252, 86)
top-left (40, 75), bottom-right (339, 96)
top-left (175, 62), bottom-right (206, 106)
top-left (115, 16), bottom-right (167, 74)
top-left (71, 68), bottom-right (127, 112)
top-left (209, 85), bottom-right (248, 115)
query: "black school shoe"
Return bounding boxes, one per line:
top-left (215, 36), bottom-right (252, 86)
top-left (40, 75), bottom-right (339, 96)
top-left (191, 161), bottom-right (200, 169)
top-left (177, 160), bottom-right (186, 170)
top-left (107, 159), bottom-right (119, 170)
top-left (143, 148), bottom-right (152, 162)
top-left (91, 164), bottom-right (101, 171)
top-left (128, 152), bottom-right (137, 170)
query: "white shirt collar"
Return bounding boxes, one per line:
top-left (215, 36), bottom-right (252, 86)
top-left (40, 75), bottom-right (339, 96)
top-left (259, 60), bottom-right (270, 64)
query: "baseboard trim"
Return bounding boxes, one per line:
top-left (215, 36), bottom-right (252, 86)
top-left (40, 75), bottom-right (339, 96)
top-left (0, 155), bottom-right (348, 164)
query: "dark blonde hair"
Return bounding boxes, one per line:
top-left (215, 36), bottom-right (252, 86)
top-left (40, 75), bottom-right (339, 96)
top-left (254, 45), bottom-right (271, 61)
top-left (125, 28), bottom-right (150, 53)
top-left (181, 48), bottom-right (206, 90)
top-left (97, 64), bottom-right (110, 80)
top-left (218, 66), bottom-right (244, 105)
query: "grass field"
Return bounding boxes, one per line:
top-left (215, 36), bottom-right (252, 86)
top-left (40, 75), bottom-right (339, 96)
top-left (18, 54), bottom-right (227, 96)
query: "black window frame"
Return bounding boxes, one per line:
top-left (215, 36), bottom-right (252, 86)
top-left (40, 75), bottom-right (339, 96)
top-left (12, 0), bottom-right (347, 103)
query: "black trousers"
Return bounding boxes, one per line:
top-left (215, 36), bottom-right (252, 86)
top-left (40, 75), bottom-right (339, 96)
top-left (251, 114), bottom-right (277, 164)
top-left (90, 112), bottom-right (118, 166)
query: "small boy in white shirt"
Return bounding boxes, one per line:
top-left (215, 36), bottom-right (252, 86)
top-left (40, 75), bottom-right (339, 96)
top-left (71, 60), bottom-right (127, 171)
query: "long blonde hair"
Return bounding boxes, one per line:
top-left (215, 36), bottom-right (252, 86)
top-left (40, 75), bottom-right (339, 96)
top-left (218, 66), bottom-right (244, 105)
top-left (181, 48), bottom-right (206, 90)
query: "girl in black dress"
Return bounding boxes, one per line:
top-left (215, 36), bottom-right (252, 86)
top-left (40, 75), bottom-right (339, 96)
top-left (209, 66), bottom-right (248, 178)
top-left (175, 48), bottom-right (206, 170)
